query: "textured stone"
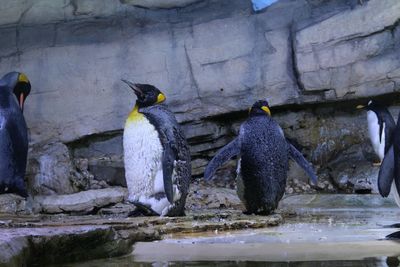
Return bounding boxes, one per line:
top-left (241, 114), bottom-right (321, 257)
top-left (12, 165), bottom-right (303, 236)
top-left (186, 182), bottom-right (243, 211)
top-left (0, 0), bottom-right (308, 144)
top-left (33, 187), bottom-right (127, 214)
top-left (0, 0), bottom-right (398, 197)
top-left (87, 157), bottom-right (126, 187)
top-left (295, 0), bottom-right (400, 98)
top-left (26, 142), bottom-right (89, 195)
top-left (98, 202), bottom-right (136, 216)
top-left (0, 194), bottom-right (26, 214)
top-left (121, 0), bottom-right (203, 9)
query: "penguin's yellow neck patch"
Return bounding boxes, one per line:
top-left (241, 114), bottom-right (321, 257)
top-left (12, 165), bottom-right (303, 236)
top-left (126, 104), bottom-right (144, 123)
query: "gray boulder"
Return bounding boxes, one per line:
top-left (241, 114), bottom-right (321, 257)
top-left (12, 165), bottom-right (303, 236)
top-left (0, 194), bottom-right (27, 214)
top-left (33, 187), bottom-right (127, 214)
top-left (26, 142), bottom-right (88, 195)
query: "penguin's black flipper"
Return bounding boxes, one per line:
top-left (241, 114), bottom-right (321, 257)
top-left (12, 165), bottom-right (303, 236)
top-left (0, 118), bottom-right (28, 197)
top-left (393, 134), bottom-right (400, 199)
top-left (162, 144), bottom-right (175, 203)
top-left (287, 143), bottom-right (318, 185)
top-left (382, 111), bottom-right (396, 154)
top-left (204, 138), bottom-right (241, 181)
top-left (378, 146), bottom-right (394, 197)
top-left (386, 231), bottom-right (400, 240)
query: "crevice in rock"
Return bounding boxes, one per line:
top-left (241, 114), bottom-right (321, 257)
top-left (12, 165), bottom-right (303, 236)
top-left (184, 43), bottom-right (201, 99)
top-left (119, 0), bottom-right (205, 11)
top-left (289, 26), bottom-right (306, 93)
top-left (66, 130), bottom-right (122, 150)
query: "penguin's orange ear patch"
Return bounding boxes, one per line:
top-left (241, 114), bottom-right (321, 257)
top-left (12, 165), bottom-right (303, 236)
top-left (157, 93), bottom-right (166, 103)
top-left (261, 106), bottom-right (271, 116)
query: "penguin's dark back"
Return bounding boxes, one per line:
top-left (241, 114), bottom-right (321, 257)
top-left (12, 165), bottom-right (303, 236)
top-left (141, 104), bottom-right (191, 216)
top-left (239, 115), bottom-right (288, 213)
top-left (141, 105), bottom-right (190, 162)
top-left (0, 95), bottom-right (28, 196)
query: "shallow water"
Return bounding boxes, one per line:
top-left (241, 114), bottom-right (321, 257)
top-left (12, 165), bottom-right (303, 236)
top-left (51, 258), bottom-right (400, 267)
top-left (48, 196), bottom-right (400, 267)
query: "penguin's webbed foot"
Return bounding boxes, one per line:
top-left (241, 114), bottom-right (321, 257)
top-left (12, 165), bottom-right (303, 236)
top-left (161, 204), bottom-right (175, 217)
top-left (129, 202), bottom-right (159, 217)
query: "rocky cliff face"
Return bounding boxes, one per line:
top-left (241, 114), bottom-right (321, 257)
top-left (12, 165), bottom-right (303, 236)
top-left (0, 0), bottom-right (399, 194)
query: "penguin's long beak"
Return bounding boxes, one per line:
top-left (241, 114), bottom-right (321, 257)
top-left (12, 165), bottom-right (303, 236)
top-left (121, 79), bottom-right (143, 97)
top-left (19, 93), bottom-right (25, 113)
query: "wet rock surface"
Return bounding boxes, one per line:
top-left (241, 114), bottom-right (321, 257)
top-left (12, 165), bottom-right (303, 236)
top-left (186, 180), bottom-right (243, 211)
top-left (0, 194), bottom-right (397, 266)
top-left (0, 209), bottom-right (282, 267)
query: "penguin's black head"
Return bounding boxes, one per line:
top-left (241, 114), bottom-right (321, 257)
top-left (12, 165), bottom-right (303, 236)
top-left (249, 100), bottom-right (271, 117)
top-left (122, 80), bottom-right (166, 108)
top-left (357, 100), bottom-right (383, 113)
top-left (0, 72), bottom-right (31, 112)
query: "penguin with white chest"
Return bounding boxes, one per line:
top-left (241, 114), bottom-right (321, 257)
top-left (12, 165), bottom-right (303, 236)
top-left (204, 100), bottom-right (318, 215)
top-left (122, 80), bottom-right (191, 216)
top-left (0, 72), bottom-right (31, 197)
top-left (357, 100), bottom-right (396, 162)
top-left (357, 100), bottom-right (400, 208)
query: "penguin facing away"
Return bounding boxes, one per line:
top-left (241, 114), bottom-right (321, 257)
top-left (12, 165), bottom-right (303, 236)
top-left (122, 80), bottom-right (191, 216)
top-left (357, 100), bottom-right (400, 207)
top-left (204, 100), bottom-right (318, 215)
top-left (0, 72), bottom-right (31, 197)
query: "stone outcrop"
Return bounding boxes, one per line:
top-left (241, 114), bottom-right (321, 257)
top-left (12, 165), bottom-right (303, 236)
top-left (26, 142), bottom-right (88, 195)
top-left (294, 0), bottom-right (400, 99)
top-left (2, 0), bottom-right (398, 144)
top-left (0, 194), bottom-right (27, 214)
top-left (0, 0), bottom-right (398, 194)
top-left (0, 208), bottom-right (282, 266)
top-left (33, 187), bottom-right (127, 214)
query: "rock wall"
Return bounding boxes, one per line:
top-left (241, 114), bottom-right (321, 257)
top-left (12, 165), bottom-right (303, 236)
top-left (0, 0), bottom-right (399, 193)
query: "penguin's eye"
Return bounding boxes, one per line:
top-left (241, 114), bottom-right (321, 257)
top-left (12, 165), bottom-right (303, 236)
top-left (261, 106), bottom-right (271, 116)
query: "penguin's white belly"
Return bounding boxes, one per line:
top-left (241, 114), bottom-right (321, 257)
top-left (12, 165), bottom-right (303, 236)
top-left (123, 117), bottom-right (171, 215)
top-left (391, 182), bottom-right (400, 208)
top-left (367, 111), bottom-right (385, 161)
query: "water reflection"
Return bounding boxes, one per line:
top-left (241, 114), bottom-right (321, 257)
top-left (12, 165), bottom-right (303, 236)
top-left (49, 257), bottom-right (400, 267)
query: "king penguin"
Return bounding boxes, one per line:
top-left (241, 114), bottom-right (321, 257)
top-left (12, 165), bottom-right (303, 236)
top-left (204, 100), bottom-right (318, 215)
top-left (377, 110), bottom-right (400, 239)
top-left (0, 72), bottom-right (31, 197)
top-left (357, 100), bottom-right (400, 207)
top-left (357, 100), bottom-right (396, 162)
top-left (122, 80), bottom-right (191, 216)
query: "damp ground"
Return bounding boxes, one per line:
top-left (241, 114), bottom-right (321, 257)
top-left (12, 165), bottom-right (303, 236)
top-left (41, 194), bottom-right (400, 267)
